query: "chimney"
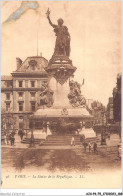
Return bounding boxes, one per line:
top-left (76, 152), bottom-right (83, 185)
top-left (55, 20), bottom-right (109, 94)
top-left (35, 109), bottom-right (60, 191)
top-left (16, 57), bottom-right (22, 70)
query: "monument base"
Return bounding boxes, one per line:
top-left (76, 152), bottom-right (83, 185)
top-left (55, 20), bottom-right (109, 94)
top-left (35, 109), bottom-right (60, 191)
top-left (79, 127), bottom-right (96, 139)
top-left (26, 130), bottom-right (47, 140)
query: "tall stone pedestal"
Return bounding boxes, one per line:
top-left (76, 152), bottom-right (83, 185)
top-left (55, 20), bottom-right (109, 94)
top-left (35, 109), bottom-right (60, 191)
top-left (29, 55), bottom-right (96, 140)
top-left (49, 77), bottom-right (71, 109)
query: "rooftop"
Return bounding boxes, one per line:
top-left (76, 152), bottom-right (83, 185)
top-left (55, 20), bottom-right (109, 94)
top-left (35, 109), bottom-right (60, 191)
top-left (16, 56), bottom-right (48, 72)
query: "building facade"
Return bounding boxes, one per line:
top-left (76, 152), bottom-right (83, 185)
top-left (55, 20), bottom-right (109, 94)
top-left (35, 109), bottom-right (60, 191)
top-left (106, 73), bottom-right (121, 124)
top-left (113, 73), bottom-right (121, 122)
top-left (1, 56), bottom-right (48, 132)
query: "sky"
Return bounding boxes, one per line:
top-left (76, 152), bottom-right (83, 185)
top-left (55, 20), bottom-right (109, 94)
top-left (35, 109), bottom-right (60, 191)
top-left (1, 1), bottom-right (121, 106)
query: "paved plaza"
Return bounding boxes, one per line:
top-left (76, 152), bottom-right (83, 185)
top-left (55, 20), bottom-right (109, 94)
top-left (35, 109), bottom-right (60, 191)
top-left (1, 132), bottom-right (121, 173)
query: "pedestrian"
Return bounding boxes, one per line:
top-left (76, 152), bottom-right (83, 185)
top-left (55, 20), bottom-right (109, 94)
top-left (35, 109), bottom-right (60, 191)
top-left (29, 133), bottom-right (35, 147)
top-left (93, 142), bottom-right (98, 153)
top-left (10, 134), bottom-right (15, 146)
top-left (13, 135), bottom-right (15, 145)
top-left (80, 135), bottom-right (85, 145)
top-left (118, 145), bottom-right (121, 159)
top-left (88, 142), bottom-right (92, 153)
top-left (20, 130), bottom-right (24, 141)
top-left (19, 130), bottom-right (23, 141)
top-left (6, 134), bottom-right (9, 145)
top-left (83, 142), bottom-right (88, 152)
top-left (71, 136), bottom-right (75, 146)
top-left (8, 134), bottom-right (11, 145)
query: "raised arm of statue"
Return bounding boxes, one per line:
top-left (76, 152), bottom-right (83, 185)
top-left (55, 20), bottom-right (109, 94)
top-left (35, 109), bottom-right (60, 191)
top-left (46, 8), bottom-right (57, 28)
top-left (47, 15), bottom-right (57, 28)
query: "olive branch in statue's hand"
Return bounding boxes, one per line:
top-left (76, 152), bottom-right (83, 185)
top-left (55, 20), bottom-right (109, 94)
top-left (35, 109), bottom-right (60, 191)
top-left (46, 8), bottom-right (50, 18)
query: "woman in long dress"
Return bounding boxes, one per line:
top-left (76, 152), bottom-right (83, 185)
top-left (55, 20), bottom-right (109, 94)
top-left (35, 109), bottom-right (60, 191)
top-left (46, 9), bottom-right (71, 57)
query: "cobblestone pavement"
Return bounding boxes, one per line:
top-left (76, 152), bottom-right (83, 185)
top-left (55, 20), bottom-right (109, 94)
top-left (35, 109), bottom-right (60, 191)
top-left (1, 133), bottom-right (121, 174)
top-left (1, 144), bottom-right (121, 173)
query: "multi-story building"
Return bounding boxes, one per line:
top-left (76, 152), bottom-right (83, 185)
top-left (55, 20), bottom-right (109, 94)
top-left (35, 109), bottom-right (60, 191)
top-left (113, 73), bottom-right (121, 122)
top-left (1, 56), bottom-right (48, 132)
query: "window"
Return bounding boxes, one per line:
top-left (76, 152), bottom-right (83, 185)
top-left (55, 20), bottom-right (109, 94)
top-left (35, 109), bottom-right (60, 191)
top-left (31, 81), bottom-right (35, 87)
top-left (6, 103), bottom-right (10, 111)
top-left (19, 123), bottom-right (23, 129)
top-left (6, 81), bottom-right (12, 87)
top-left (31, 65), bottom-right (35, 71)
top-left (19, 102), bottom-right (23, 111)
top-left (6, 93), bottom-right (10, 100)
top-left (19, 81), bottom-right (23, 87)
top-left (29, 60), bottom-right (37, 71)
top-left (30, 92), bottom-right (35, 99)
top-left (18, 92), bottom-right (23, 100)
top-left (31, 102), bottom-right (35, 111)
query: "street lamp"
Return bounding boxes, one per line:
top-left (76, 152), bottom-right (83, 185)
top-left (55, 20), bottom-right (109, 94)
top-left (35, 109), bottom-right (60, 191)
top-left (101, 111), bottom-right (106, 145)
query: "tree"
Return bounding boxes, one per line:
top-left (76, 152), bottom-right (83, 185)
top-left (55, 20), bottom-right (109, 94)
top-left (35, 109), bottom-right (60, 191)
top-left (91, 101), bottom-right (106, 125)
top-left (1, 108), bottom-right (16, 137)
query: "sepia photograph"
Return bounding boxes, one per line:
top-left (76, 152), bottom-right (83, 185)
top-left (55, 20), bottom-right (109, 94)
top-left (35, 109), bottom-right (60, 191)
top-left (1, 0), bottom-right (122, 190)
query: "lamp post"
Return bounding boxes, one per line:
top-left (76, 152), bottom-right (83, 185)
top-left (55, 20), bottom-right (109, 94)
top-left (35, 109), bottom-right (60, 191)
top-left (29, 117), bottom-right (35, 147)
top-left (101, 111), bottom-right (106, 145)
top-left (80, 121), bottom-right (83, 130)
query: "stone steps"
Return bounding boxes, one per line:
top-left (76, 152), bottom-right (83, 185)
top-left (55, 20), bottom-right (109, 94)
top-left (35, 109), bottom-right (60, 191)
top-left (21, 135), bottom-right (100, 145)
top-left (21, 138), bottom-right (44, 144)
top-left (43, 135), bottom-right (100, 146)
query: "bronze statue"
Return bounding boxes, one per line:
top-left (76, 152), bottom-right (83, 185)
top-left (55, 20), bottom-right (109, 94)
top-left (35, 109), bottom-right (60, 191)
top-left (46, 8), bottom-right (70, 57)
top-left (39, 81), bottom-right (54, 107)
top-left (68, 80), bottom-right (86, 107)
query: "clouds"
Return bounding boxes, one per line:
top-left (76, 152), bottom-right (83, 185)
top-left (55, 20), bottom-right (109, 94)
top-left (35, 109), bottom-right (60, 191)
top-left (4, 1), bottom-right (38, 23)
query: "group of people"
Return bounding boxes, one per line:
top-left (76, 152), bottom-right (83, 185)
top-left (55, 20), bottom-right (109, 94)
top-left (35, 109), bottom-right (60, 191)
top-left (71, 136), bottom-right (98, 153)
top-left (83, 141), bottom-right (98, 153)
top-left (4, 129), bottom-right (25, 146)
top-left (4, 132), bottom-right (15, 146)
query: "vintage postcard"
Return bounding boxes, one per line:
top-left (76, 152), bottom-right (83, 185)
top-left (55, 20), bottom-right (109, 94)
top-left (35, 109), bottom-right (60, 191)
top-left (1, 0), bottom-right (122, 191)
